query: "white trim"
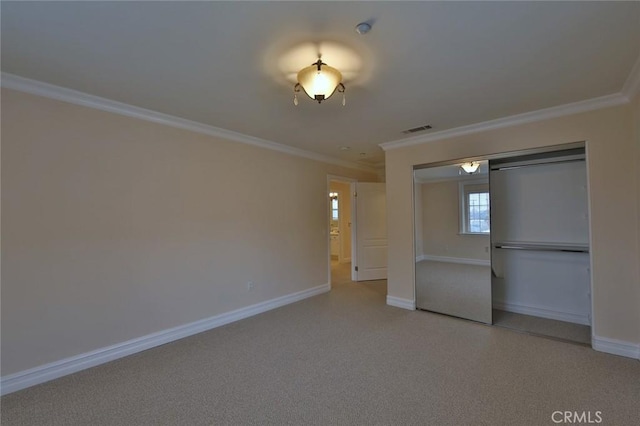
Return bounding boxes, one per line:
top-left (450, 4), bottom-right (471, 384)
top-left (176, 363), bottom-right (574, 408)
top-left (0, 73), bottom-right (375, 174)
top-left (416, 254), bottom-right (491, 267)
top-left (386, 295), bottom-right (416, 311)
top-left (592, 336), bottom-right (640, 360)
top-left (493, 300), bottom-right (590, 326)
top-left (0, 283), bottom-right (330, 396)
top-left (584, 141), bottom-right (597, 350)
top-left (621, 54), bottom-right (640, 100)
top-left (379, 93), bottom-right (628, 151)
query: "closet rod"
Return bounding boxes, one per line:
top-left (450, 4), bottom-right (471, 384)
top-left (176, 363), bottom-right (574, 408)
top-left (494, 244), bottom-right (589, 253)
top-left (491, 158), bottom-right (584, 171)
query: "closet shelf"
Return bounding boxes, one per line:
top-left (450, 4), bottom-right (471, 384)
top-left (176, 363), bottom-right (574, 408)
top-left (493, 241), bottom-right (589, 253)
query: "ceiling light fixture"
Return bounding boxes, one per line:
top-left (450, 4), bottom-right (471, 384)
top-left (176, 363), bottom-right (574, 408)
top-left (460, 162), bottom-right (480, 174)
top-left (293, 59), bottom-right (345, 106)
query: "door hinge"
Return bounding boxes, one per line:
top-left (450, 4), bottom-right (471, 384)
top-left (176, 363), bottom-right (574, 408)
top-left (355, 266), bottom-right (358, 271)
top-left (354, 192), bottom-right (357, 197)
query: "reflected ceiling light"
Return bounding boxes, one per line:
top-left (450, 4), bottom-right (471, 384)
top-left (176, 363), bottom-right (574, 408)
top-left (460, 162), bottom-right (480, 174)
top-left (293, 59), bottom-right (345, 106)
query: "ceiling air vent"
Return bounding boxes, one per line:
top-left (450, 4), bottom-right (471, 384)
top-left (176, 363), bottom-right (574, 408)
top-left (402, 124), bottom-right (432, 134)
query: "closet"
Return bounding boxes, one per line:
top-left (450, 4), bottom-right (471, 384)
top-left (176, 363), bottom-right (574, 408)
top-left (414, 144), bottom-right (592, 345)
top-left (490, 148), bottom-right (591, 343)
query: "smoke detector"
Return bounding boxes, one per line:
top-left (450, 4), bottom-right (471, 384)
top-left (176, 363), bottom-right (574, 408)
top-left (355, 22), bottom-right (372, 35)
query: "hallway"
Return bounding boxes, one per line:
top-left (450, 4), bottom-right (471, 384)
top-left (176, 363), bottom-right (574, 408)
top-left (331, 260), bottom-right (387, 299)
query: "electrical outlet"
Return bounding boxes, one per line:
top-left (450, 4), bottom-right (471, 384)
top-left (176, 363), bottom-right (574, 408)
top-left (247, 281), bottom-right (254, 291)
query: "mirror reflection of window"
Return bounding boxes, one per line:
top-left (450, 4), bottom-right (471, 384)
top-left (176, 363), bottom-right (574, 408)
top-left (459, 182), bottom-right (490, 234)
top-left (467, 191), bottom-right (490, 233)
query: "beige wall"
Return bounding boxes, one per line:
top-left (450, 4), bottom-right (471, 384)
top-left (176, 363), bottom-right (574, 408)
top-left (0, 88), bottom-right (377, 375)
top-left (386, 102), bottom-right (640, 345)
top-left (419, 180), bottom-right (490, 261)
top-left (329, 181), bottom-right (352, 262)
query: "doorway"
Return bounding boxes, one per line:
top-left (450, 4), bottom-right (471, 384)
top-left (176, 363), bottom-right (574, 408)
top-left (328, 177), bottom-right (356, 287)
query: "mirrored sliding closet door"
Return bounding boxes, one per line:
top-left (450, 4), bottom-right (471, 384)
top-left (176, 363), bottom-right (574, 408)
top-left (414, 161), bottom-right (492, 324)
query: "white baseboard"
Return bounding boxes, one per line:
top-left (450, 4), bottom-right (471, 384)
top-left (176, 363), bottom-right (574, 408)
top-left (386, 295), bottom-right (416, 310)
top-left (0, 283), bottom-right (330, 396)
top-left (493, 300), bottom-right (590, 326)
top-left (416, 254), bottom-right (490, 267)
top-left (592, 336), bottom-right (640, 359)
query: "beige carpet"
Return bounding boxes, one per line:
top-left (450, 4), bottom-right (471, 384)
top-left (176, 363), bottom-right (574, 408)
top-left (2, 262), bottom-right (639, 425)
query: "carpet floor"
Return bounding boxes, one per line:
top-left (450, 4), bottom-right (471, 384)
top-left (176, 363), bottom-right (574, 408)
top-left (492, 309), bottom-right (591, 345)
top-left (1, 262), bottom-right (639, 425)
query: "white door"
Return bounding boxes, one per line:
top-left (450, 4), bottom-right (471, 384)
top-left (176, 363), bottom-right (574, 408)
top-left (354, 182), bottom-right (387, 281)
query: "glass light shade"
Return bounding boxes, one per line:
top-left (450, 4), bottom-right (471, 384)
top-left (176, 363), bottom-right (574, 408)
top-left (461, 162), bottom-right (480, 174)
top-left (297, 62), bottom-right (343, 102)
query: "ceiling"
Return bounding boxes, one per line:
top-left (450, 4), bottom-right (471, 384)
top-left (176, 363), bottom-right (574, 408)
top-left (2, 1), bottom-right (639, 169)
top-left (414, 161), bottom-right (488, 183)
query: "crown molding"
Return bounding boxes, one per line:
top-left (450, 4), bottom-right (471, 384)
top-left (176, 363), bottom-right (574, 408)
top-left (621, 53), bottom-right (640, 101)
top-left (380, 92), bottom-right (629, 152)
top-left (0, 73), bottom-right (376, 174)
top-left (357, 159), bottom-right (386, 170)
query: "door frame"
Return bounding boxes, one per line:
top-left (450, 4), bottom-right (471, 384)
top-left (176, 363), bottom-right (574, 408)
top-left (327, 175), bottom-right (358, 287)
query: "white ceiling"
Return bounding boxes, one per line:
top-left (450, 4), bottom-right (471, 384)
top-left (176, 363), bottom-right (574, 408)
top-left (414, 161), bottom-right (488, 183)
top-left (2, 1), bottom-right (639, 168)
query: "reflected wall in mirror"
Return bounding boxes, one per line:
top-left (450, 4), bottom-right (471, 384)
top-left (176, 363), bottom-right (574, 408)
top-left (414, 161), bottom-right (492, 324)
